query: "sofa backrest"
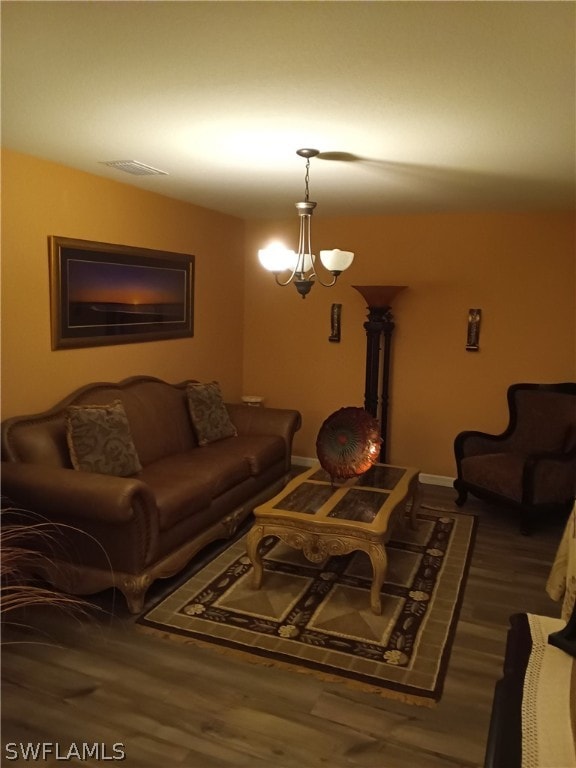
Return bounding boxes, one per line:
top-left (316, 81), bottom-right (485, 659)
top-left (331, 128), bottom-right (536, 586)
top-left (508, 383), bottom-right (576, 454)
top-left (1, 376), bottom-right (200, 468)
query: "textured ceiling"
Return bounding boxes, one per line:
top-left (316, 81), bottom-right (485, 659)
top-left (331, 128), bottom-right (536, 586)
top-left (2, 1), bottom-right (575, 219)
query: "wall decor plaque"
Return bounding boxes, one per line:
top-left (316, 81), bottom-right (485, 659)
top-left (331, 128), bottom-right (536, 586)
top-left (329, 303), bottom-right (342, 343)
top-left (466, 308), bottom-right (482, 351)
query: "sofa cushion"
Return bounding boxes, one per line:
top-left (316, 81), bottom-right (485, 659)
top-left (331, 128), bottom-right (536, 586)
top-left (222, 435), bottom-right (286, 475)
top-left (136, 462), bottom-right (213, 530)
top-left (461, 453), bottom-right (525, 502)
top-left (139, 447), bottom-right (252, 530)
top-left (66, 400), bottom-right (142, 477)
top-left (186, 382), bottom-right (238, 445)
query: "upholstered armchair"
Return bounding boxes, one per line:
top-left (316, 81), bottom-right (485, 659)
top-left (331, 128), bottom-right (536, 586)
top-left (454, 383), bottom-right (576, 534)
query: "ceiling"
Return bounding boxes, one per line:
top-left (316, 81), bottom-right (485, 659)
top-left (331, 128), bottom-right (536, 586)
top-left (2, 1), bottom-right (575, 220)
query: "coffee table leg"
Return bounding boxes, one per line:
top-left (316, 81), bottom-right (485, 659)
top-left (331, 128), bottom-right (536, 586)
top-left (408, 478), bottom-right (422, 530)
top-left (246, 525), bottom-right (264, 589)
top-left (368, 544), bottom-right (387, 615)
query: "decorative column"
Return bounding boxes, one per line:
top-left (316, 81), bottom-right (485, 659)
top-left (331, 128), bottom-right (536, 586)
top-left (353, 285), bottom-right (407, 463)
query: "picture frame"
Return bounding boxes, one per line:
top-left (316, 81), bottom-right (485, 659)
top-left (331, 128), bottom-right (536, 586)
top-left (49, 236), bottom-right (194, 350)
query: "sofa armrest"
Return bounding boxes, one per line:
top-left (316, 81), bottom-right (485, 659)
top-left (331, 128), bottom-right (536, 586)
top-left (226, 405), bottom-right (302, 473)
top-left (2, 461), bottom-right (160, 574)
top-left (455, 429), bottom-right (516, 461)
top-left (523, 451), bottom-right (576, 505)
top-left (226, 405), bottom-right (301, 442)
top-left (1, 461), bottom-right (157, 525)
top-left (484, 613), bottom-right (530, 768)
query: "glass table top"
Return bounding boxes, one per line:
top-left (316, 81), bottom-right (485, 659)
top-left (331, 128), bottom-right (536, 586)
top-left (309, 465), bottom-right (406, 490)
top-left (270, 463), bottom-right (410, 523)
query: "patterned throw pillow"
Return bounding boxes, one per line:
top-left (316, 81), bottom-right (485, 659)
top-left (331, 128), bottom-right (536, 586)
top-left (186, 381), bottom-right (238, 446)
top-left (66, 400), bottom-right (142, 476)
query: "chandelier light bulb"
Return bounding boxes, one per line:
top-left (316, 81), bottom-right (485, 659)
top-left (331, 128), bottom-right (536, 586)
top-left (258, 242), bottom-right (295, 273)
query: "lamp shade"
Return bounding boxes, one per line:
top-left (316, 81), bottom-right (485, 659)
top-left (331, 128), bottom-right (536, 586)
top-left (258, 242), bottom-right (295, 272)
top-left (287, 252), bottom-right (314, 273)
top-left (319, 249), bottom-right (355, 273)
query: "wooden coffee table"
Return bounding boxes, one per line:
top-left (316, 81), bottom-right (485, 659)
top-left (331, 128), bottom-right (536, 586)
top-left (246, 462), bottom-right (421, 615)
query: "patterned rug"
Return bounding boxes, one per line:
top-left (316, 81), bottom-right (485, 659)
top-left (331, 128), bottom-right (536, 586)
top-left (138, 506), bottom-right (477, 706)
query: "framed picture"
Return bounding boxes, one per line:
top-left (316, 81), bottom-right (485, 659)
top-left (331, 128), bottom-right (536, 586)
top-left (49, 236), bottom-right (194, 350)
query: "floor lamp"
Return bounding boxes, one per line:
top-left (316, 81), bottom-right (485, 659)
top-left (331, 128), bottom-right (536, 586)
top-left (353, 286), bottom-right (407, 463)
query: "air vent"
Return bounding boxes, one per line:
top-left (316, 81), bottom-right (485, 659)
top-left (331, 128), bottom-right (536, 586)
top-left (99, 160), bottom-right (168, 176)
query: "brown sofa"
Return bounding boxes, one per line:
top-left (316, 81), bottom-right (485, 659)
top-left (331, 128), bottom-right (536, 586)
top-left (1, 376), bottom-right (301, 612)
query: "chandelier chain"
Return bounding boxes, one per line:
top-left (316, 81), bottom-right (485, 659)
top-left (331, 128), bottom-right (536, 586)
top-left (304, 158), bottom-right (311, 202)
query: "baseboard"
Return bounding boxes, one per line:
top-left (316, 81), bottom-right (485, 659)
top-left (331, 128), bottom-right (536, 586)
top-left (291, 456), bottom-right (455, 488)
top-left (291, 455), bottom-right (316, 468)
top-left (419, 473), bottom-right (455, 487)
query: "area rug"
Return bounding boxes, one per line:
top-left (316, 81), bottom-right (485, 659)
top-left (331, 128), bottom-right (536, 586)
top-left (138, 506), bottom-right (477, 706)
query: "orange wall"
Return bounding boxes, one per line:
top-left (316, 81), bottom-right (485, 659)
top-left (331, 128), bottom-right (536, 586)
top-left (1, 150), bottom-right (245, 417)
top-left (243, 211), bottom-right (576, 476)
top-left (3, 150), bottom-right (575, 479)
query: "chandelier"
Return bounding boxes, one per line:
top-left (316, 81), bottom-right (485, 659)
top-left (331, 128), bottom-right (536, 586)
top-left (258, 149), bottom-right (355, 298)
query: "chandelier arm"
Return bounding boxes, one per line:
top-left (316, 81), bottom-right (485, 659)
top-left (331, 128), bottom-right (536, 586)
top-left (312, 272), bottom-right (338, 288)
top-left (295, 210), bottom-right (318, 279)
top-left (297, 217), bottom-right (307, 275)
top-left (305, 215), bottom-right (316, 279)
top-left (274, 267), bottom-right (302, 287)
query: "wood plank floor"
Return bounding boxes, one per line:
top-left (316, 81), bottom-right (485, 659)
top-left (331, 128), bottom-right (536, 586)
top-left (1, 483), bottom-right (567, 768)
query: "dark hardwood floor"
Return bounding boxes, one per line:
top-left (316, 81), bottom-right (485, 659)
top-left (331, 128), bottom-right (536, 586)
top-left (1, 482), bottom-right (566, 768)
